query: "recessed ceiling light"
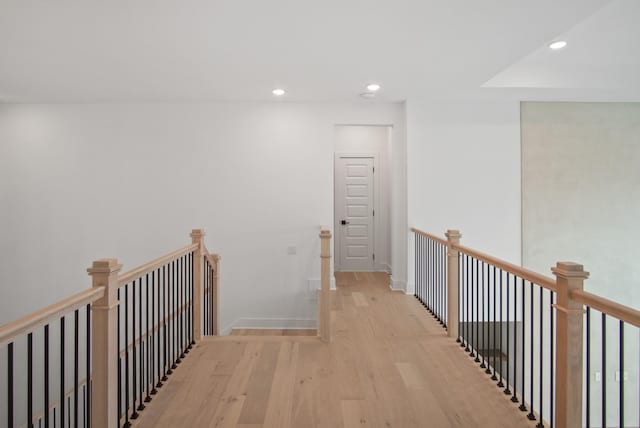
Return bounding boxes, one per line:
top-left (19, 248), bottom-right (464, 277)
top-left (366, 83), bottom-right (381, 91)
top-left (272, 88), bottom-right (286, 96)
top-left (549, 41), bottom-right (567, 50)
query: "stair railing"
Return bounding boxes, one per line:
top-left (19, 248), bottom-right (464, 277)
top-left (412, 227), bottom-right (640, 428)
top-left (0, 228), bottom-right (219, 428)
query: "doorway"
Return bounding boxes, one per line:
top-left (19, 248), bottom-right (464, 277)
top-left (334, 125), bottom-right (392, 273)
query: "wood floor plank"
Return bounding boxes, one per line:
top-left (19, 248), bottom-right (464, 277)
top-left (262, 341), bottom-right (299, 428)
top-left (352, 291), bottom-right (369, 307)
top-left (209, 341), bottom-right (264, 428)
top-left (237, 342), bottom-right (281, 424)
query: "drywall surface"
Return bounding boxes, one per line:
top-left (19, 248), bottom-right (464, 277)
top-left (521, 101), bottom-right (640, 426)
top-left (0, 101), bottom-right (406, 331)
top-left (522, 101), bottom-right (640, 301)
top-left (406, 95), bottom-right (522, 293)
top-left (334, 125), bottom-right (392, 272)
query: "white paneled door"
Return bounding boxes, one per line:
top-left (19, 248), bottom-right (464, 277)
top-left (335, 156), bottom-right (375, 271)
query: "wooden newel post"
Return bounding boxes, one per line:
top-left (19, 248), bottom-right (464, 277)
top-left (445, 230), bottom-right (461, 339)
top-left (552, 262), bottom-right (589, 428)
top-left (88, 258), bottom-right (122, 428)
top-left (191, 229), bottom-right (205, 342)
top-left (319, 229), bottom-right (332, 343)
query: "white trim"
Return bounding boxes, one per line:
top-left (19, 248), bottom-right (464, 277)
top-left (221, 318), bottom-right (317, 335)
top-left (334, 152), bottom-right (380, 272)
top-left (308, 277), bottom-right (337, 292)
top-left (391, 276), bottom-right (407, 293)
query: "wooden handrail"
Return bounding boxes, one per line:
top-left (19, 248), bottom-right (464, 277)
top-left (0, 287), bottom-right (105, 347)
top-left (571, 289), bottom-right (640, 328)
top-left (411, 227), bottom-right (448, 246)
top-left (118, 243), bottom-right (199, 286)
top-left (453, 243), bottom-right (557, 292)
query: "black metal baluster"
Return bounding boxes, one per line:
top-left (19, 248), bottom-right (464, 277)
top-left (480, 262), bottom-right (487, 369)
top-left (8, 342), bottom-right (14, 428)
top-left (492, 266), bottom-right (497, 380)
top-left (457, 252), bottom-right (462, 343)
top-left (426, 237), bottom-right (430, 311)
top-left (527, 283), bottom-right (535, 420)
top-left (459, 253), bottom-right (465, 346)
top-left (443, 244), bottom-right (447, 327)
top-left (619, 320), bottom-right (623, 428)
top-left (420, 236), bottom-right (424, 306)
top-left (504, 273), bottom-right (511, 395)
top-left (473, 259), bottom-right (480, 363)
top-left (28, 332), bottom-right (33, 428)
top-left (550, 291), bottom-right (555, 428)
top-left (190, 252), bottom-right (199, 348)
top-left (74, 310), bottom-right (79, 428)
top-left (586, 307), bottom-right (590, 428)
top-left (424, 237), bottom-right (428, 309)
top-left (44, 324), bottom-right (50, 428)
top-left (498, 269), bottom-right (504, 389)
top-left (83, 385), bottom-right (86, 428)
top-left (433, 241), bottom-right (443, 325)
top-left (187, 254), bottom-right (191, 344)
top-left (67, 398), bottom-right (70, 428)
top-left (465, 255), bottom-right (470, 352)
top-left (155, 267), bottom-right (162, 389)
top-left (416, 232), bottom-right (420, 298)
top-left (428, 237), bottom-right (431, 312)
top-left (171, 260), bottom-right (177, 371)
top-left (177, 257), bottom-right (183, 361)
top-left (181, 255), bottom-right (186, 357)
top-left (204, 258), bottom-right (209, 336)
top-left (131, 280), bottom-right (139, 420)
top-left (60, 317), bottom-right (66, 428)
top-left (86, 304), bottom-right (91, 428)
top-left (137, 277), bottom-right (145, 412)
top-left (151, 270), bottom-right (158, 395)
top-left (602, 313), bottom-right (606, 428)
top-left (441, 243), bottom-right (444, 324)
top-left (124, 284), bottom-right (131, 427)
top-left (145, 273), bottom-right (151, 403)
top-left (519, 278), bottom-right (526, 410)
top-left (168, 261), bottom-right (173, 374)
top-left (536, 287), bottom-right (544, 428)
top-left (512, 275), bottom-right (518, 403)
top-left (438, 242), bottom-right (442, 323)
top-left (188, 252), bottom-right (194, 348)
top-left (162, 264), bottom-right (168, 381)
top-left (470, 256), bottom-right (475, 357)
top-left (415, 236), bottom-right (419, 304)
top-left (117, 289), bottom-right (122, 427)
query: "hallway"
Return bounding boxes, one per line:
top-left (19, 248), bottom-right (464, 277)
top-left (134, 272), bottom-right (532, 428)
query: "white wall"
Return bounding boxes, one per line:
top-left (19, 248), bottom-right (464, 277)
top-left (521, 101), bottom-right (640, 426)
top-left (406, 94), bottom-right (522, 293)
top-left (0, 101), bottom-right (406, 331)
top-left (334, 125), bottom-right (392, 273)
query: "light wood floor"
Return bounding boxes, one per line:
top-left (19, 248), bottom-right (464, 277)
top-left (230, 329), bottom-right (317, 336)
top-left (135, 272), bottom-right (533, 428)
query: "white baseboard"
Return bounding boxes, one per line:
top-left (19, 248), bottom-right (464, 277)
top-left (390, 276), bottom-right (407, 293)
top-left (221, 317), bottom-right (317, 335)
top-left (308, 277), bottom-right (337, 291)
top-left (405, 281), bottom-right (415, 295)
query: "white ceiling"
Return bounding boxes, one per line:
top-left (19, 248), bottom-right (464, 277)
top-left (484, 0), bottom-right (640, 93)
top-left (0, 0), bottom-right (619, 102)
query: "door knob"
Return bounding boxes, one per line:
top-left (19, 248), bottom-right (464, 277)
top-left (341, 220), bottom-right (350, 225)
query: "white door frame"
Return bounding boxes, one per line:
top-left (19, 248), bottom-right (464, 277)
top-left (334, 152), bottom-right (380, 272)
